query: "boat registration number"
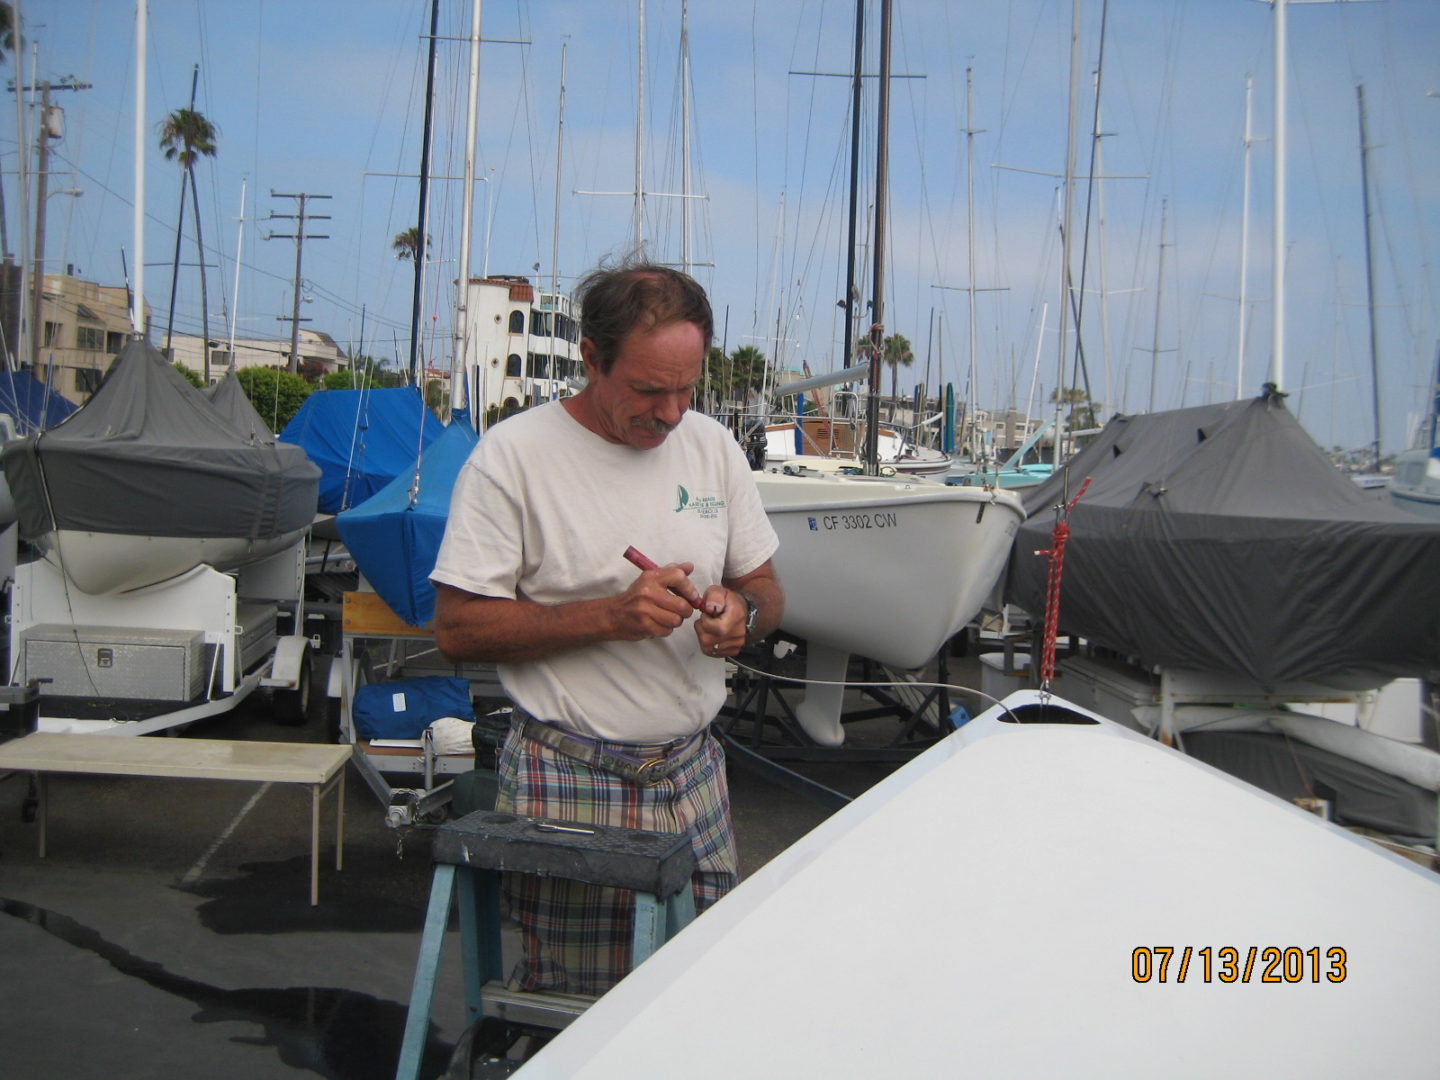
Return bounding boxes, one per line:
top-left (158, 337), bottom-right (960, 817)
top-left (809, 512), bottom-right (899, 532)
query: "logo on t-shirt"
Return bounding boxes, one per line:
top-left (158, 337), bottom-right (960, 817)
top-left (674, 484), bottom-right (726, 519)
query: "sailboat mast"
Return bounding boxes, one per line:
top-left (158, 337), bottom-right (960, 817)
top-left (863, 0), bottom-right (892, 476)
top-left (1270, 0), bottom-right (1287, 392)
top-left (1055, 0), bottom-right (1081, 462)
top-left (842, 0), bottom-right (865, 381)
top-left (132, 0), bottom-right (146, 336)
top-left (1238, 73), bottom-right (1255, 399)
top-left (634, 0), bottom-right (646, 256)
top-left (1356, 81), bottom-right (1382, 471)
top-left (227, 180), bottom-right (246, 359)
top-left (410, 0), bottom-right (441, 384)
top-left (452, 0), bottom-right (483, 418)
top-left (681, 0), bottom-right (692, 274)
top-left (1147, 199), bottom-right (1169, 413)
top-left (549, 42), bottom-right (567, 415)
top-left (963, 66), bottom-right (979, 466)
top-left (13, 1), bottom-right (31, 363)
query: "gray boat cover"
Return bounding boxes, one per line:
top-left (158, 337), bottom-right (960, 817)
top-left (1006, 389), bottom-right (1440, 689)
top-left (206, 369), bottom-right (277, 443)
top-left (2, 340), bottom-right (320, 540)
top-left (1182, 731), bottom-right (1435, 839)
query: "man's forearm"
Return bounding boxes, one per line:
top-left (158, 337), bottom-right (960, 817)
top-left (433, 587), bottom-right (619, 663)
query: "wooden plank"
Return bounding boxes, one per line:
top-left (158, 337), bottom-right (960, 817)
top-left (0, 732), bottom-right (350, 785)
top-left (342, 591), bottom-right (434, 638)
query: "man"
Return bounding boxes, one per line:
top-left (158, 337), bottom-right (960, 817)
top-left (431, 260), bottom-right (783, 995)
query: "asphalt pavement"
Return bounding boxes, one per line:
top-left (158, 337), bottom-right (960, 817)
top-left (0, 650), bottom-right (948, 1080)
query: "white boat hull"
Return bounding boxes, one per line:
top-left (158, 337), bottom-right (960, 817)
top-left (35, 527), bottom-right (310, 595)
top-left (517, 691), bottom-right (1440, 1079)
top-left (1390, 447), bottom-right (1440, 520)
top-left (755, 470), bottom-right (1023, 744)
top-left (756, 470), bottom-right (1023, 668)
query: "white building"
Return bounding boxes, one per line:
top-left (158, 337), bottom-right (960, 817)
top-left (457, 275), bottom-right (580, 422)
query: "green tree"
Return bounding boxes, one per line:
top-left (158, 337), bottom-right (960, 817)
top-left (171, 362), bottom-right (204, 389)
top-left (424, 377), bottom-right (445, 413)
top-left (237, 366), bottom-right (312, 433)
top-left (704, 344), bottom-right (769, 405)
top-left (324, 370), bottom-right (365, 390)
top-left (1050, 385), bottom-right (1101, 431)
top-left (158, 105), bottom-right (219, 379)
top-left (882, 333), bottom-right (914, 406)
top-left (353, 354), bottom-right (407, 388)
top-left (392, 227), bottom-right (426, 262)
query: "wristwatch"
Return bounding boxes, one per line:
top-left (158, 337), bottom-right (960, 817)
top-left (742, 593), bottom-right (760, 639)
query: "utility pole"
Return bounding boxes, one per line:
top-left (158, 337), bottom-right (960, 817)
top-left (16, 76), bottom-right (90, 370)
top-left (267, 191), bottom-right (330, 374)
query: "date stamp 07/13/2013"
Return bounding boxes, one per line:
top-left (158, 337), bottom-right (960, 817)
top-left (1131, 946), bottom-right (1347, 984)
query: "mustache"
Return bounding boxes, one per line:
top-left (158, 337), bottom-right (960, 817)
top-left (634, 417), bottom-right (677, 436)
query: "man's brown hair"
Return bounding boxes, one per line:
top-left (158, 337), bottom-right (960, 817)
top-left (576, 260), bottom-right (714, 374)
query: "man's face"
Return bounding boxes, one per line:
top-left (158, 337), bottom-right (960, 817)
top-left (579, 321), bottom-right (704, 450)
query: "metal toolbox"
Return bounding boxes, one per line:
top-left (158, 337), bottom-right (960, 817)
top-left (21, 624), bottom-right (207, 701)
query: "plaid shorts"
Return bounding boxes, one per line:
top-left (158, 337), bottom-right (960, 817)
top-left (493, 720), bottom-right (739, 995)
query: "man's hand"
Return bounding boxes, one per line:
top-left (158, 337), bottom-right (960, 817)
top-left (695, 586), bottom-right (748, 658)
top-left (613, 560), bottom-right (703, 640)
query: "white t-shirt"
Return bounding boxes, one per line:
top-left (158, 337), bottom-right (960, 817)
top-left (431, 401), bottom-right (778, 743)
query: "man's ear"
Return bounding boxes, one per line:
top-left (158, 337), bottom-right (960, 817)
top-left (579, 337), bottom-right (600, 374)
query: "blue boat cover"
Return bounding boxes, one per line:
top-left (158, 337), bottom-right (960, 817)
top-left (280, 386), bottom-right (442, 514)
top-left (336, 419), bottom-right (477, 626)
top-left (0, 368), bottom-right (77, 433)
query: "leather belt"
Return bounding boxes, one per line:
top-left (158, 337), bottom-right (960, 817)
top-left (515, 714), bottom-right (703, 786)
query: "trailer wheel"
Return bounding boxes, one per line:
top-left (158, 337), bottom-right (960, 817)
top-left (274, 650), bottom-right (313, 726)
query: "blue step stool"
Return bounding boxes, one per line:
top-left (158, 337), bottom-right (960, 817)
top-left (395, 809), bottom-right (698, 1080)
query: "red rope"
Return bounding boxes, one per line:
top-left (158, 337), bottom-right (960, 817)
top-left (1036, 476), bottom-right (1091, 688)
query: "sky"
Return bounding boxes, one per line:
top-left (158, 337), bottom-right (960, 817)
top-left (22, 0), bottom-right (1440, 457)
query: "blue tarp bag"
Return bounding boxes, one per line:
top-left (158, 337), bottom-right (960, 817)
top-left (351, 676), bottom-right (475, 739)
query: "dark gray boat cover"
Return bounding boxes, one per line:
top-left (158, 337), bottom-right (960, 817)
top-left (206, 369), bottom-right (276, 443)
top-left (1182, 731), bottom-right (1435, 839)
top-left (1006, 390), bottom-right (1440, 689)
top-left (1, 340), bottom-right (319, 540)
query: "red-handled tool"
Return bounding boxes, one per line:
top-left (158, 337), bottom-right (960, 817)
top-left (622, 546), bottom-right (705, 610)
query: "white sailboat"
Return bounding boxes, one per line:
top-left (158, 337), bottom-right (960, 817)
top-left (753, 0), bottom-right (1023, 746)
top-left (516, 690), bottom-right (1440, 1079)
top-left (1390, 349), bottom-right (1440, 520)
top-left (756, 468), bottom-right (1020, 745)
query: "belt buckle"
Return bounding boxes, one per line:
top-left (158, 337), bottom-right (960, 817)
top-left (632, 754), bottom-right (666, 786)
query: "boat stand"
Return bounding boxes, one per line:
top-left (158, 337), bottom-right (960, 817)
top-left (714, 638), bottom-right (961, 810)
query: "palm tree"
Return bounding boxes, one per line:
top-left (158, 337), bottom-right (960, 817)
top-left (1051, 385), bottom-right (1100, 431)
top-left (882, 332), bottom-right (914, 407)
top-left (158, 105), bottom-right (219, 380)
top-left (392, 227), bottom-right (427, 262)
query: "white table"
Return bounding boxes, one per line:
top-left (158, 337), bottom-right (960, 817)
top-left (0, 733), bottom-right (351, 905)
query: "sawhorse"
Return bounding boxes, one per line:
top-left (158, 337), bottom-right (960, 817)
top-left (394, 809), bottom-right (698, 1080)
